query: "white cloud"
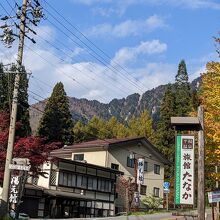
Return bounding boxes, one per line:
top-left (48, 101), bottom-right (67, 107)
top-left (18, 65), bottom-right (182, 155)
top-left (0, 23), bottom-right (213, 105)
top-left (70, 0), bottom-right (112, 6)
top-left (0, 35), bottom-right (170, 104)
top-left (163, 0), bottom-right (220, 9)
top-left (71, 0), bottom-right (220, 16)
top-left (134, 62), bottom-right (177, 88)
top-left (87, 15), bottom-right (166, 38)
top-left (112, 40), bottom-right (167, 65)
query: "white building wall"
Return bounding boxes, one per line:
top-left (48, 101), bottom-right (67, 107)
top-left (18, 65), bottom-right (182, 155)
top-left (71, 150), bottom-right (107, 167)
top-left (107, 144), bottom-right (164, 198)
top-left (37, 163), bottom-right (51, 188)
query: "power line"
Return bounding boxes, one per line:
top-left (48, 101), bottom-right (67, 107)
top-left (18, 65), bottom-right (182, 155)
top-left (24, 43), bottom-right (109, 103)
top-left (3, 0), bottom-right (132, 100)
top-left (43, 7), bottom-right (146, 93)
top-left (28, 89), bottom-right (47, 100)
top-left (3, 0), bottom-right (146, 100)
top-left (45, 17), bottom-right (141, 94)
top-left (34, 33), bottom-right (130, 97)
top-left (44, 0), bottom-right (147, 92)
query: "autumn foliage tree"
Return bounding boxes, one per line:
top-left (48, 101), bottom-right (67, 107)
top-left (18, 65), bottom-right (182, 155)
top-left (0, 111), bottom-right (59, 184)
top-left (116, 176), bottom-right (136, 212)
top-left (200, 61), bottom-right (220, 181)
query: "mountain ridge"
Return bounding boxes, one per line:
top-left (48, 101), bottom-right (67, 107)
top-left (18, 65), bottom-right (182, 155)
top-left (29, 77), bottom-right (201, 134)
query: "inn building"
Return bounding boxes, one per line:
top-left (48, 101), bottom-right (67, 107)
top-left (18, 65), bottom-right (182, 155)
top-left (51, 137), bottom-right (170, 212)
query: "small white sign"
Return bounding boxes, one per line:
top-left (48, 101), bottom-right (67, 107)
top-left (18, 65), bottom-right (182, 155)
top-left (9, 164), bottom-right (30, 171)
top-left (208, 191), bottom-right (220, 203)
top-left (137, 158), bottom-right (144, 184)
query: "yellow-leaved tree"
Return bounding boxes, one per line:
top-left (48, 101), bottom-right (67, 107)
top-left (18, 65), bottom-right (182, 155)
top-left (200, 61), bottom-right (220, 181)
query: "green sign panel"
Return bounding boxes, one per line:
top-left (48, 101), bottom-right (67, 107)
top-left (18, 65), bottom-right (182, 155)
top-left (175, 135), bottom-right (194, 205)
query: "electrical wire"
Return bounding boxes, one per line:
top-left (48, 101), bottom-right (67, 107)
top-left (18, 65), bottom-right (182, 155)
top-left (43, 7), bottom-right (146, 93)
top-left (24, 43), bottom-right (109, 103)
top-left (34, 33), bottom-right (130, 97)
top-left (3, 0), bottom-right (135, 100)
top-left (44, 0), bottom-right (148, 91)
top-left (0, 0), bottom-right (165, 165)
top-left (45, 17), bottom-right (141, 94)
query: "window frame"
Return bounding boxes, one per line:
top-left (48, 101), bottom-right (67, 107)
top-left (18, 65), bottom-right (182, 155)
top-left (127, 156), bottom-right (134, 168)
top-left (74, 154), bottom-right (84, 161)
top-left (144, 161), bottom-right (148, 171)
top-left (154, 164), bottom-right (160, 174)
top-left (111, 163), bottom-right (119, 170)
top-left (140, 185), bottom-right (147, 195)
top-left (153, 187), bottom-right (160, 197)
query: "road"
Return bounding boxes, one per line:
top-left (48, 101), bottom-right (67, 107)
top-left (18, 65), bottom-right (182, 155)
top-left (31, 209), bottom-right (213, 220)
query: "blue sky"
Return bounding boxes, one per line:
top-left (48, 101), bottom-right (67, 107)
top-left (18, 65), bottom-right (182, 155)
top-left (0, 0), bottom-right (219, 103)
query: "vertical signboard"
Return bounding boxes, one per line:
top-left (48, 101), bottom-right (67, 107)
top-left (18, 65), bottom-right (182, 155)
top-left (175, 135), bottom-right (194, 205)
top-left (9, 175), bottom-right (21, 204)
top-left (137, 158), bottom-right (144, 185)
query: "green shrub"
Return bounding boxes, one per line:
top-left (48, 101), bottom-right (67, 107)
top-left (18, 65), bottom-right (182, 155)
top-left (141, 195), bottom-right (163, 210)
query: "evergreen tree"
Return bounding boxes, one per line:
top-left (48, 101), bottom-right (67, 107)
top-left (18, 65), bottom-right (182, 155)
top-left (156, 84), bottom-right (175, 169)
top-left (0, 63), bottom-right (31, 137)
top-left (174, 60), bottom-right (192, 116)
top-left (38, 82), bottom-right (74, 144)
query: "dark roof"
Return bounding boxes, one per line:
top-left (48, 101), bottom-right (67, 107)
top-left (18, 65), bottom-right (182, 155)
top-left (51, 137), bottom-right (171, 165)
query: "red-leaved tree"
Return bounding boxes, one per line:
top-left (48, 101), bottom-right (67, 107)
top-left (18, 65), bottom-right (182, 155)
top-left (116, 176), bottom-right (136, 212)
top-left (0, 111), bottom-right (60, 184)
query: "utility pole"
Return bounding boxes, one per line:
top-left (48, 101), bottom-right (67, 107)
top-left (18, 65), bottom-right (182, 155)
top-left (0, 0), bottom-right (28, 216)
top-left (198, 106), bottom-right (205, 220)
top-left (0, 0), bottom-right (44, 217)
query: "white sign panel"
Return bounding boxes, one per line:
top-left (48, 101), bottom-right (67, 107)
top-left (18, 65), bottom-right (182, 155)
top-left (175, 135), bottom-right (194, 205)
top-left (208, 191), bottom-right (220, 203)
top-left (9, 164), bottom-right (30, 171)
top-left (137, 158), bottom-right (144, 184)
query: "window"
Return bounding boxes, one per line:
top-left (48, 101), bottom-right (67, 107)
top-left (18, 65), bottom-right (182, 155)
top-left (81, 176), bottom-right (87, 188)
top-left (140, 185), bottom-right (147, 195)
top-left (74, 154), bottom-right (84, 161)
top-left (111, 163), bottom-right (119, 170)
top-left (77, 175), bottom-right (82, 187)
top-left (98, 179), bottom-right (105, 191)
top-left (153, 187), bottom-right (160, 197)
top-left (127, 157), bottom-right (134, 168)
top-left (88, 177), bottom-right (93, 190)
top-left (144, 162), bottom-right (148, 171)
top-left (58, 172), bottom-right (76, 187)
top-left (154, 164), bottom-right (160, 174)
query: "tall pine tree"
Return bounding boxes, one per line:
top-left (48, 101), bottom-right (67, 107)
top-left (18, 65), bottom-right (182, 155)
top-left (174, 60), bottom-right (192, 116)
top-left (38, 82), bottom-right (74, 145)
top-left (0, 63), bottom-right (31, 137)
top-left (156, 84), bottom-right (175, 156)
top-left (156, 84), bottom-right (176, 181)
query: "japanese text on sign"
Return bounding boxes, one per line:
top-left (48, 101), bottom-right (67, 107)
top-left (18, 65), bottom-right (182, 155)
top-left (175, 135), bottom-right (194, 205)
top-left (137, 158), bottom-right (144, 185)
top-left (9, 175), bottom-right (20, 204)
